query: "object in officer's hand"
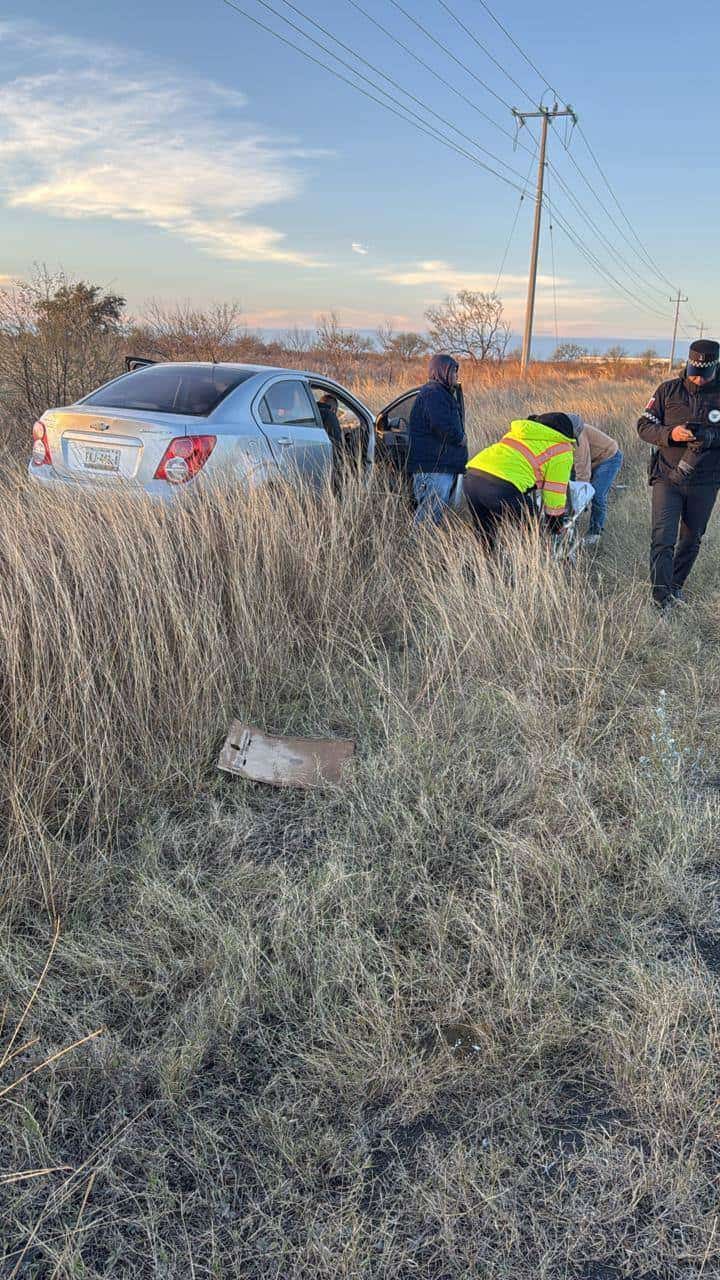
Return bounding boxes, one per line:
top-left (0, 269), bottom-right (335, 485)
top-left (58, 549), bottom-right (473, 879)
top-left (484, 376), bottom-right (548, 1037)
top-left (218, 721), bottom-right (355, 788)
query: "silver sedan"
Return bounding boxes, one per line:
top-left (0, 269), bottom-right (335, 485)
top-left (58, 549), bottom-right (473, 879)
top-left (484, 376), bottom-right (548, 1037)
top-left (28, 359), bottom-right (428, 499)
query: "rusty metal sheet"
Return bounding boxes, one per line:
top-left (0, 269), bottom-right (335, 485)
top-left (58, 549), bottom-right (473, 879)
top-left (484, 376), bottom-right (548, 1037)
top-left (218, 721), bottom-right (355, 788)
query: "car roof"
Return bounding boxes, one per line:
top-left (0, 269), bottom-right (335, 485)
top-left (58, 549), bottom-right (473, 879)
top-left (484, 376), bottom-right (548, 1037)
top-left (144, 360), bottom-right (323, 380)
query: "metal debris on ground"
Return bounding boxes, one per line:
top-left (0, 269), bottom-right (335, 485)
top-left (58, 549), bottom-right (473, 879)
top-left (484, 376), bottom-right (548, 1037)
top-left (218, 721), bottom-right (355, 788)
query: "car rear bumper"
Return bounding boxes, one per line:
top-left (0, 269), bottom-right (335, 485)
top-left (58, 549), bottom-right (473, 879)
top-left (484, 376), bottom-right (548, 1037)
top-left (28, 463), bottom-right (179, 501)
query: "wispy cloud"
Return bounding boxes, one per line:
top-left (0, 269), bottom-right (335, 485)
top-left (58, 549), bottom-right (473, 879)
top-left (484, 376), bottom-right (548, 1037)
top-left (351, 242), bottom-right (369, 255)
top-left (374, 257), bottom-right (620, 330)
top-left (376, 259), bottom-right (565, 292)
top-left (0, 21), bottom-right (323, 266)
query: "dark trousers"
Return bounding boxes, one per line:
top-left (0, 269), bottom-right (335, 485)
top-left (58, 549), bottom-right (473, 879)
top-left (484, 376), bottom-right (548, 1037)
top-left (650, 479), bottom-right (718, 602)
top-left (464, 469), bottom-right (536, 547)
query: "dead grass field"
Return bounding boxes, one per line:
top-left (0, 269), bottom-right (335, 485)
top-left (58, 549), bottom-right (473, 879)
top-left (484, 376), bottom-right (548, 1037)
top-left (2, 376), bottom-right (720, 1279)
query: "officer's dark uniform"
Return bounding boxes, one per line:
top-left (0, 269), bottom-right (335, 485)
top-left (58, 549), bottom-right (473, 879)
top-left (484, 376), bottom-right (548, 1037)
top-left (637, 339), bottom-right (720, 605)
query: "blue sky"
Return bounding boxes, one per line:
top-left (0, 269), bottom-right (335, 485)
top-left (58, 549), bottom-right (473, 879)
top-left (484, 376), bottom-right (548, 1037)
top-left (0, 0), bottom-right (715, 344)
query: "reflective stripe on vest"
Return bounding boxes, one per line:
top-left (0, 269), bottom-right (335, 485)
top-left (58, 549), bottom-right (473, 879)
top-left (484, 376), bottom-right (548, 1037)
top-left (499, 436), bottom-right (571, 491)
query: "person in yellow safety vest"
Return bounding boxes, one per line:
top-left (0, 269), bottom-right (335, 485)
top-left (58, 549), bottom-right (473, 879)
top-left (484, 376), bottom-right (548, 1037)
top-left (464, 411), bottom-right (585, 545)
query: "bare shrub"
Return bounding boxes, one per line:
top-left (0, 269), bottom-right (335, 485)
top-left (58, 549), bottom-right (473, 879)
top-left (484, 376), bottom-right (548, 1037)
top-left (132, 299), bottom-right (247, 362)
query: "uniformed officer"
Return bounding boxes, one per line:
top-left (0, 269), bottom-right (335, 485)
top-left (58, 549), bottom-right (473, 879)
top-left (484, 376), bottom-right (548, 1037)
top-left (637, 338), bottom-right (720, 609)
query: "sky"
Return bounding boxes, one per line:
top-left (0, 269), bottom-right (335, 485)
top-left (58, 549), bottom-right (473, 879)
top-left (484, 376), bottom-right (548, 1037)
top-left (0, 0), bottom-right (716, 349)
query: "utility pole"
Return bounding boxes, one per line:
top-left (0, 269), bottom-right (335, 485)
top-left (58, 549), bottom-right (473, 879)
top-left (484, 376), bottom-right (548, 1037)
top-left (513, 103), bottom-right (577, 375)
top-left (667, 289), bottom-right (687, 374)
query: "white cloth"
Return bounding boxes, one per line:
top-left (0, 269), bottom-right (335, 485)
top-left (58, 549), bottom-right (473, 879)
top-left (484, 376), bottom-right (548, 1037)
top-left (567, 480), bottom-right (594, 516)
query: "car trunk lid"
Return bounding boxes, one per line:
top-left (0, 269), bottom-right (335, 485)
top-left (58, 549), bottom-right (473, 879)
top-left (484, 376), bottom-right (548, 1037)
top-left (42, 408), bottom-right (188, 484)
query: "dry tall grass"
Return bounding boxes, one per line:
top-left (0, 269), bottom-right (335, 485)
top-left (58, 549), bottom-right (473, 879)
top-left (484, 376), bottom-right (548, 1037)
top-left (2, 378), bottom-right (720, 1278)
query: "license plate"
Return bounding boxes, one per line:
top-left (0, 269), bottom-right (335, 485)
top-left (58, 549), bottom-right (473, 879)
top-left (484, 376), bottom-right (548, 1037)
top-left (84, 447), bottom-right (121, 472)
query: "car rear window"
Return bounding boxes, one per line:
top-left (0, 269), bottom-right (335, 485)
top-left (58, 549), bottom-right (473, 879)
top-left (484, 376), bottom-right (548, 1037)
top-left (83, 365), bottom-right (254, 416)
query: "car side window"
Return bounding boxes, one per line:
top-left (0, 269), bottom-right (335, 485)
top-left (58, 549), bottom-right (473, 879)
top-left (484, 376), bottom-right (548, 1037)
top-left (263, 380), bottom-right (318, 426)
top-left (387, 393), bottom-right (418, 431)
top-left (311, 387), bottom-right (364, 431)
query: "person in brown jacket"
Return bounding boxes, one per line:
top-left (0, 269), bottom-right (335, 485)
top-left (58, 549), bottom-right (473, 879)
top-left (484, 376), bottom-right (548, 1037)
top-left (573, 424), bottom-right (623, 544)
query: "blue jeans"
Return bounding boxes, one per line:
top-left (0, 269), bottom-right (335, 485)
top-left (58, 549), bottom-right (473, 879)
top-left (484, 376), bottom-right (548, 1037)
top-left (589, 450), bottom-right (623, 534)
top-left (412, 471), bottom-right (456, 526)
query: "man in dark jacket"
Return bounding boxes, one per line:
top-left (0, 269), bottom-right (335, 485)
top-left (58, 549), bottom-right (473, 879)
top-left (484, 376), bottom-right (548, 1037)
top-left (637, 338), bottom-right (720, 609)
top-left (407, 353), bottom-right (468, 524)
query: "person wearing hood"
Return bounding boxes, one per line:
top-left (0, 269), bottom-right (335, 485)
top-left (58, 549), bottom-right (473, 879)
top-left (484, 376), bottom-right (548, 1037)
top-left (463, 412), bottom-right (581, 545)
top-left (407, 353), bottom-right (468, 524)
top-left (637, 338), bottom-right (720, 609)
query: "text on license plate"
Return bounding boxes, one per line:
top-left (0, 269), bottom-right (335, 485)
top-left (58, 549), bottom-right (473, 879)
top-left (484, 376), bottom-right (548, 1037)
top-left (84, 447), bottom-right (121, 472)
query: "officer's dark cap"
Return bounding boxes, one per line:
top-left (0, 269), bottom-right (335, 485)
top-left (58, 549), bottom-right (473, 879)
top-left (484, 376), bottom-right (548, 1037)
top-left (687, 339), bottom-right (719, 377)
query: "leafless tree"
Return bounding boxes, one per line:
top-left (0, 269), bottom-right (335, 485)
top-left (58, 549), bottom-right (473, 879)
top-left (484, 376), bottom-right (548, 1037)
top-left (375, 319), bottom-right (396, 354)
top-left (315, 312), bottom-right (373, 359)
top-left (552, 342), bottom-right (589, 362)
top-left (392, 332), bottom-right (430, 360)
top-left (376, 322), bottom-right (429, 361)
top-left (280, 326), bottom-right (314, 358)
top-left (425, 290), bottom-right (511, 363)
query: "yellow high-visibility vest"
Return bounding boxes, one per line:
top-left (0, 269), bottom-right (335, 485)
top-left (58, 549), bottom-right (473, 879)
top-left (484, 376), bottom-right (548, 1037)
top-left (467, 418), bottom-right (574, 516)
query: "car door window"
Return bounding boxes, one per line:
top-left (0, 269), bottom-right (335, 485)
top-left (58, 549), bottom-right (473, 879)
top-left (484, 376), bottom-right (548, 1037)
top-left (386, 392), bottom-right (418, 431)
top-left (261, 380), bottom-right (318, 427)
top-left (311, 387), bottom-right (364, 432)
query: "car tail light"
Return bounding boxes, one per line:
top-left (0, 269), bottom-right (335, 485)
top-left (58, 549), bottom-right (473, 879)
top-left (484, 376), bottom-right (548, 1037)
top-left (154, 435), bottom-right (216, 484)
top-left (31, 420), bottom-right (52, 466)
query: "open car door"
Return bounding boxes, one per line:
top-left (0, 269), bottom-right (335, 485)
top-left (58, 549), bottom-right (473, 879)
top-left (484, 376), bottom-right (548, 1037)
top-left (374, 387), bottom-right (420, 490)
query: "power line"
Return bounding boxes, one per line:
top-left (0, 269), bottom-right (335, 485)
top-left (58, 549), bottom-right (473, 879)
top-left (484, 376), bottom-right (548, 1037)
top-left (576, 125), bottom-right (677, 292)
top-left (494, 147), bottom-right (538, 293)
top-left (222, 0), bottom-right (529, 193)
top-left (353, 0), bottom-right (679, 311)
top-left (545, 152), bottom-right (670, 306)
top-left (550, 127), bottom-right (673, 297)
top-left (433, 0), bottom-right (534, 102)
top-left (458, 0), bottom-right (680, 297)
top-left (222, 0), bottom-right (679, 327)
top-left (345, 0), bottom-right (515, 140)
top-left (352, 0), bottom-right (675, 314)
top-left (384, 0), bottom-right (514, 112)
top-left (545, 194), bottom-right (671, 322)
top-left (470, 0), bottom-right (563, 101)
top-left (545, 170), bottom-right (560, 349)
top-left (258, 0), bottom-right (533, 182)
